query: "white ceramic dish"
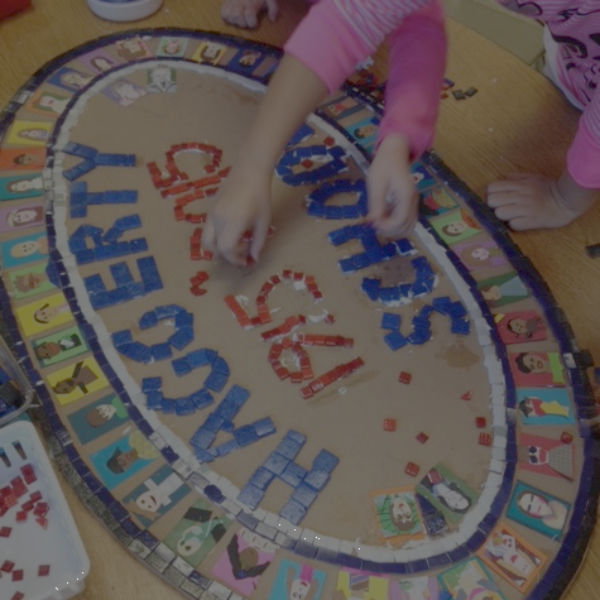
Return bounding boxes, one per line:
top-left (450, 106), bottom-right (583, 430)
top-left (85, 0), bottom-right (163, 22)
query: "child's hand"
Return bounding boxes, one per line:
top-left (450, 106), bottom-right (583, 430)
top-left (204, 166), bottom-right (272, 266)
top-left (204, 55), bottom-right (329, 266)
top-left (487, 172), bottom-right (597, 230)
top-left (366, 133), bottom-right (418, 238)
top-left (220, 0), bottom-right (278, 28)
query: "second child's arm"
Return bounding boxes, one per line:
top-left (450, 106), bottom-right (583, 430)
top-left (203, 54), bottom-right (327, 265)
top-left (205, 0), bottom-right (442, 264)
top-left (367, 1), bottom-right (446, 236)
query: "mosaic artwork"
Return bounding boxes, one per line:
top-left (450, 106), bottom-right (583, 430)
top-left (0, 28), bottom-right (598, 600)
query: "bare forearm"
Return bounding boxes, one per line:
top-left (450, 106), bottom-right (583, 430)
top-left (236, 54), bottom-right (328, 174)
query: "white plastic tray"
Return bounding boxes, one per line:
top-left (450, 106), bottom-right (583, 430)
top-left (0, 420), bottom-right (90, 600)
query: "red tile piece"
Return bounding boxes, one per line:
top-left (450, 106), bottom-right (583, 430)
top-left (398, 371), bottom-right (412, 384)
top-left (561, 431), bottom-right (574, 444)
top-left (478, 432), bottom-right (492, 446)
top-left (29, 490), bottom-right (42, 503)
top-left (20, 464), bottom-right (36, 484)
top-left (475, 417), bottom-right (486, 429)
top-left (16, 510), bottom-right (27, 522)
top-left (33, 502), bottom-right (49, 517)
top-left (300, 386), bottom-right (314, 399)
top-left (404, 462), bottom-right (420, 477)
top-left (3, 492), bottom-right (17, 508)
top-left (190, 285), bottom-right (207, 296)
top-left (12, 569), bottom-right (23, 582)
top-left (11, 477), bottom-right (26, 497)
top-left (383, 418), bottom-right (397, 432)
top-left (1, 560), bottom-right (15, 572)
top-left (416, 432), bottom-right (429, 444)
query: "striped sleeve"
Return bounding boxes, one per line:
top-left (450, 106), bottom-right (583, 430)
top-left (332, 0), bottom-right (432, 53)
top-left (284, 0), bottom-right (436, 94)
top-left (285, 0), bottom-right (445, 160)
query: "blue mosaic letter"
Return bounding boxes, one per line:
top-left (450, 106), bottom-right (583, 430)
top-left (306, 178), bottom-right (367, 220)
top-left (69, 214), bottom-right (147, 264)
top-left (111, 304), bottom-right (194, 365)
top-left (60, 141), bottom-right (135, 181)
top-left (141, 347), bottom-right (229, 416)
top-left (189, 385), bottom-right (276, 461)
top-left (70, 181), bottom-right (137, 218)
top-left (84, 256), bottom-right (162, 309)
top-left (329, 224), bottom-right (416, 273)
top-left (238, 430), bottom-right (339, 525)
top-left (381, 297), bottom-right (470, 350)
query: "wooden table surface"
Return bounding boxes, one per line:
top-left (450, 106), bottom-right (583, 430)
top-left (0, 1), bottom-right (598, 599)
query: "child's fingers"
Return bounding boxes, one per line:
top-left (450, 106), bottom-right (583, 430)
top-left (507, 216), bottom-right (537, 231)
top-left (367, 179), bottom-right (418, 237)
top-left (249, 214), bottom-right (271, 262)
top-left (243, 6), bottom-right (258, 28)
top-left (487, 180), bottom-right (525, 196)
top-left (487, 184), bottom-right (532, 208)
top-left (220, 1), bottom-right (244, 26)
top-left (218, 226), bottom-right (251, 266)
top-left (504, 172), bottom-right (536, 181)
top-left (492, 202), bottom-right (528, 222)
top-left (266, 0), bottom-right (278, 21)
top-left (487, 191), bottom-right (517, 208)
top-left (202, 217), bottom-right (217, 253)
top-left (205, 212), bottom-right (249, 266)
top-left (365, 174), bottom-right (388, 223)
top-left (375, 195), bottom-right (418, 237)
top-left (494, 207), bottom-right (540, 230)
top-left (487, 174), bottom-right (541, 197)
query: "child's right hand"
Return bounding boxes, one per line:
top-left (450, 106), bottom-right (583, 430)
top-left (203, 165), bottom-right (273, 266)
top-left (366, 133), bottom-right (419, 238)
top-left (220, 0), bottom-right (279, 29)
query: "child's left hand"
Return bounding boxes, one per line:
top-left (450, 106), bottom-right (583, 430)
top-left (486, 172), bottom-right (597, 230)
top-left (366, 133), bottom-right (418, 238)
top-left (220, 0), bottom-right (278, 29)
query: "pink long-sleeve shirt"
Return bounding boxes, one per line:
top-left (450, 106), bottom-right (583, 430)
top-left (285, 0), bottom-right (599, 188)
top-left (284, 0), bottom-right (447, 161)
top-left (498, 0), bottom-right (600, 187)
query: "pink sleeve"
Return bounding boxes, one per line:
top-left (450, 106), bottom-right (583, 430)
top-left (284, 0), bottom-right (437, 94)
top-left (377, 2), bottom-right (446, 159)
top-left (284, 0), bottom-right (446, 160)
top-left (566, 99), bottom-right (600, 189)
